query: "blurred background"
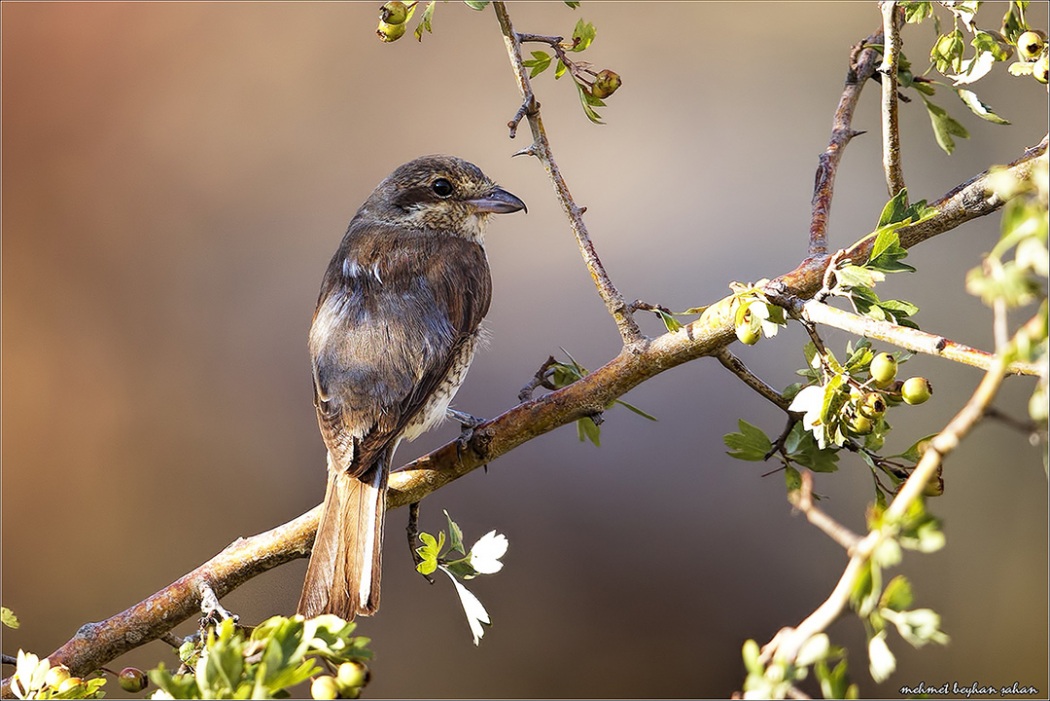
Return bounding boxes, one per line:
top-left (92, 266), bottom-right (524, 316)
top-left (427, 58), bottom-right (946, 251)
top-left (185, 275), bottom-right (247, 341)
top-left (3, 2), bottom-right (1047, 698)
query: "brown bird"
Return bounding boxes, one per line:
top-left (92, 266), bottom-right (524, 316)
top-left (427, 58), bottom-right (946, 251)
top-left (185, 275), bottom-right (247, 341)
top-left (297, 155), bottom-right (526, 619)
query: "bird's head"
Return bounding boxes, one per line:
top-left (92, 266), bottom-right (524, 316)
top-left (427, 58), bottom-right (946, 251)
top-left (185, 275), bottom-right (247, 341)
top-left (364, 155), bottom-right (526, 241)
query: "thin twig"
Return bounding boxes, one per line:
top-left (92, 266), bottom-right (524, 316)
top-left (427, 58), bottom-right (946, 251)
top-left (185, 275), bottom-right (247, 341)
top-left (878, 2), bottom-right (906, 196)
top-left (493, 2), bottom-right (643, 347)
top-left (779, 295), bottom-right (1042, 376)
top-left (810, 28), bottom-right (883, 256)
top-left (715, 348), bottom-right (792, 411)
top-left (789, 471), bottom-right (862, 551)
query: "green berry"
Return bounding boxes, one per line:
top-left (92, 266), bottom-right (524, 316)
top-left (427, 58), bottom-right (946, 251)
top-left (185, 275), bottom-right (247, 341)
top-left (1017, 30), bottom-right (1046, 62)
top-left (44, 666), bottom-right (71, 689)
top-left (848, 414), bottom-right (874, 436)
top-left (901, 377), bottom-right (933, 405)
top-left (118, 667), bottom-right (148, 693)
top-left (380, 1), bottom-right (409, 25)
top-left (736, 323), bottom-right (760, 345)
top-left (859, 392), bottom-right (887, 419)
top-left (311, 675), bottom-right (340, 700)
top-left (377, 20), bottom-right (407, 42)
top-left (337, 661), bottom-right (370, 690)
top-left (1034, 54), bottom-right (1049, 83)
top-left (58, 678), bottom-right (83, 694)
top-left (869, 352), bottom-right (898, 386)
top-left (590, 69), bottom-right (622, 99)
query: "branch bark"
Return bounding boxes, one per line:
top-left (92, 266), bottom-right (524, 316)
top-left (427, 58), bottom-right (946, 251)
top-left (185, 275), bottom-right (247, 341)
top-left (878, 1), bottom-right (906, 196)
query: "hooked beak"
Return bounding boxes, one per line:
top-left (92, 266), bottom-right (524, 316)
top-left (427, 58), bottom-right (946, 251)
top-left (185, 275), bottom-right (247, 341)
top-left (470, 186), bottom-right (527, 215)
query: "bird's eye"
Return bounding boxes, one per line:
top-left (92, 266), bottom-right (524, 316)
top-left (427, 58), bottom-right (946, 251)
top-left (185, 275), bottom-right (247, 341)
top-left (431, 178), bottom-right (454, 198)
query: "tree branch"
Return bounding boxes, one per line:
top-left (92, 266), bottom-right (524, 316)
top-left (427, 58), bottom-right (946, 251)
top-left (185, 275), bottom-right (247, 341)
top-left (784, 296), bottom-right (1041, 376)
top-left (878, 2), bottom-right (906, 196)
top-left (810, 27), bottom-right (883, 256)
top-left (492, 1), bottom-right (644, 347)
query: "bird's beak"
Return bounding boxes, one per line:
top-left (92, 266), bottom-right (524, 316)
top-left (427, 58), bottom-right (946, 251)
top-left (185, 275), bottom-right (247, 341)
top-left (470, 187), bottom-right (527, 215)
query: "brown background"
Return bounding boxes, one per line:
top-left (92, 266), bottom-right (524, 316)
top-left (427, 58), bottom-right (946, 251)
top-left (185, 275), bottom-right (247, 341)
top-left (3, 2), bottom-right (1047, 698)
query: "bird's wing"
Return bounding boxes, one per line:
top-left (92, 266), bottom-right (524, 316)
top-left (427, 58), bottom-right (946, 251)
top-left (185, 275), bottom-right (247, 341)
top-left (309, 224), bottom-right (492, 476)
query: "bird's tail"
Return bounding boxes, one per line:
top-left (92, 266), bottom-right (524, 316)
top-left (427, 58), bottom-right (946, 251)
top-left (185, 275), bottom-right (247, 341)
top-left (297, 458), bottom-right (387, 620)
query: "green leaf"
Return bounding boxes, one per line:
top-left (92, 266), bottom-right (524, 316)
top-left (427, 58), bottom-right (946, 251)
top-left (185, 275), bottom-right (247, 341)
top-left (1, 607), bottom-right (19, 629)
top-left (655, 308), bottom-right (683, 332)
top-left (444, 509), bottom-right (465, 554)
top-left (577, 415), bottom-right (601, 445)
top-left (571, 18), bottom-right (596, 52)
top-left (574, 80), bottom-right (605, 124)
top-left (880, 575), bottom-right (915, 612)
top-left (868, 228), bottom-right (917, 274)
top-left (724, 419), bottom-right (773, 461)
top-left (523, 51), bottom-right (552, 78)
top-left (956, 88), bottom-right (1010, 124)
top-left (416, 531), bottom-right (444, 575)
top-left (876, 188), bottom-right (911, 228)
top-left (816, 659), bottom-right (854, 700)
top-left (563, 0), bottom-right (581, 7)
top-left (921, 96), bottom-right (969, 154)
top-left (901, 1), bottom-right (932, 23)
top-left (414, 1), bottom-right (436, 41)
top-left (463, 0), bottom-right (489, 9)
top-left (972, 30), bottom-right (1011, 62)
top-left (554, 58), bottom-right (568, 79)
top-left (613, 398), bottom-right (658, 421)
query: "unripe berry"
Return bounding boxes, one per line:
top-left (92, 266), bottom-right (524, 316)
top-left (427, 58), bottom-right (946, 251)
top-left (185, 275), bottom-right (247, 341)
top-left (923, 474), bottom-right (945, 497)
top-left (380, 1), bottom-right (409, 25)
top-left (848, 414), bottom-right (874, 436)
top-left (58, 678), bottom-right (83, 694)
top-left (901, 377), bottom-right (933, 405)
top-left (311, 675), bottom-right (340, 700)
top-left (337, 661), bottom-right (370, 690)
top-left (1034, 54), bottom-right (1049, 84)
top-left (1017, 30), bottom-right (1046, 62)
top-left (44, 666), bottom-right (71, 689)
top-left (736, 323), bottom-right (760, 345)
top-left (869, 352), bottom-right (898, 386)
top-left (590, 69), bottom-right (622, 99)
top-left (859, 392), bottom-right (887, 419)
top-left (118, 667), bottom-right (148, 693)
top-left (377, 20), bottom-right (407, 42)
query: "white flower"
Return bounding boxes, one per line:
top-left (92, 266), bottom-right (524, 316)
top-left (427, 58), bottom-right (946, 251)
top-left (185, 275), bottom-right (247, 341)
top-left (868, 631), bottom-right (896, 683)
top-left (468, 531), bottom-right (508, 575)
top-left (789, 385), bottom-right (828, 447)
top-left (440, 566), bottom-right (491, 645)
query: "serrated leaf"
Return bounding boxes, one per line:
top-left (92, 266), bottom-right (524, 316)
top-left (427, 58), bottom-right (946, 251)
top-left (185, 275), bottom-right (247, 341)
top-left (724, 419), bottom-right (773, 461)
top-left (571, 18), bottom-right (596, 52)
top-left (1, 607), bottom-right (18, 629)
top-left (956, 88), bottom-right (1010, 124)
top-left (877, 188), bottom-right (911, 228)
top-left (902, 1), bottom-right (932, 23)
top-left (922, 96), bottom-right (969, 154)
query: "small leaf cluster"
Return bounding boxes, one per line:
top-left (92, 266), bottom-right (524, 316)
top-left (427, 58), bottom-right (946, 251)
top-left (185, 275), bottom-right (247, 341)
top-left (741, 635), bottom-right (858, 700)
top-left (892, 2), bottom-right (1041, 153)
top-left (727, 281), bottom-right (788, 346)
top-left (828, 190), bottom-right (930, 327)
top-left (149, 615), bottom-right (372, 699)
top-left (544, 350), bottom-right (656, 446)
top-left (853, 500), bottom-right (949, 683)
top-left (968, 161), bottom-right (1049, 427)
top-left (521, 17), bottom-right (622, 124)
top-left (416, 511), bottom-right (509, 645)
top-left (9, 650), bottom-right (106, 700)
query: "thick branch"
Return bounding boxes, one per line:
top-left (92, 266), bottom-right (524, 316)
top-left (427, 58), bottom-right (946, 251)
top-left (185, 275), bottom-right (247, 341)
top-left (878, 2), bottom-right (906, 196)
top-left (493, 1), bottom-right (643, 347)
top-left (810, 27), bottom-right (883, 255)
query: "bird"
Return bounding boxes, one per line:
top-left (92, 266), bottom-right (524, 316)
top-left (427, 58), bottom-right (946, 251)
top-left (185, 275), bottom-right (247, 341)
top-left (297, 155), bottom-right (526, 620)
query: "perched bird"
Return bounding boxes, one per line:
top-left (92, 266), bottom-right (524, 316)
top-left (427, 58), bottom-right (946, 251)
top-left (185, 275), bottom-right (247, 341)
top-left (297, 155), bottom-right (526, 619)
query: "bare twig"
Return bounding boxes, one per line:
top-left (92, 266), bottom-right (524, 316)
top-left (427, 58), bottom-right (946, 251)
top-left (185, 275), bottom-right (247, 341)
top-left (789, 472), bottom-right (862, 553)
top-left (878, 2), bottom-right (906, 196)
top-left (810, 28), bottom-right (883, 256)
top-left (493, 2), bottom-right (643, 347)
top-left (716, 348), bottom-right (793, 411)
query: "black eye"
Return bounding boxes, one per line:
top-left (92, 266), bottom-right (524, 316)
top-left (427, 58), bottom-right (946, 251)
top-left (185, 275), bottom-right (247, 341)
top-left (431, 178), bottom-right (454, 198)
